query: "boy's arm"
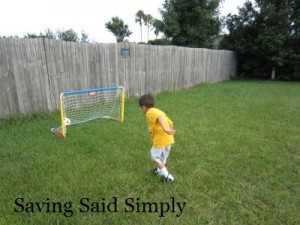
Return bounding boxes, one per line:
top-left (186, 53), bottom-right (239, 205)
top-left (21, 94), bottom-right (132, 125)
top-left (157, 116), bottom-right (175, 135)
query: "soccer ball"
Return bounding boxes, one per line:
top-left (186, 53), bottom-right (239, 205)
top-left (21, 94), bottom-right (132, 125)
top-left (64, 117), bottom-right (71, 126)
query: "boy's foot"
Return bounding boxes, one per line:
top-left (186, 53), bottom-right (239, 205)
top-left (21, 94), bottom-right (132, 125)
top-left (162, 174), bottom-right (174, 183)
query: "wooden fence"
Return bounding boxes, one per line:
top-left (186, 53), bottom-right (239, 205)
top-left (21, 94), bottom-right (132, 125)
top-left (0, 38), bottom-right (236, 118)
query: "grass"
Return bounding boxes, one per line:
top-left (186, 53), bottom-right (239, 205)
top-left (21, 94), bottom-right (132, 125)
top-left (0, 80), bottom-right (299, 225)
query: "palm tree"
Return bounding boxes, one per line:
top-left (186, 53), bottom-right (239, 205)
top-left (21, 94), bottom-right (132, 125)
top-left (143, 14), bottom-right (153, 42)
top-left (135, 10), bottom-right (145, 42)
top-left (105, 17), bottom-right (132, 42)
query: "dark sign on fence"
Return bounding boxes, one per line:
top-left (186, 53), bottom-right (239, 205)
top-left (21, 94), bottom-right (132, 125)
top-left (121, 48), bottom-right (130, 58)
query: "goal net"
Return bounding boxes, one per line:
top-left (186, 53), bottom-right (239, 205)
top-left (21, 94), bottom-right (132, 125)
top-left (51, 86), bottom-right (125, 138)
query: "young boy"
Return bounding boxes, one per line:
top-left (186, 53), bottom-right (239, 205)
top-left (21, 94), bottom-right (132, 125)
top-left (138, 94), bottom-right (175, 183)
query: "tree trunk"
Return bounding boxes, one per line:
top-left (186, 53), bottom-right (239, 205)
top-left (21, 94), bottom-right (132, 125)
top-left (147, 26), bottom-right (150, 42)
top-left (271, 67), bottom-right (276, 80)
top-left (140, 25), bottom-right (143, 42)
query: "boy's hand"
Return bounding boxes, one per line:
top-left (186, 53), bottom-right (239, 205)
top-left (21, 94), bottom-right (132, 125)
top-left (157, 116), bottom-right (176, 135)
top-left (165, 129), bottom-right (176, 135)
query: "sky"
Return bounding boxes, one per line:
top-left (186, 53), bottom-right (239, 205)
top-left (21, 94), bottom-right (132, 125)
top-left (0, 0), bottom-right (247, 43)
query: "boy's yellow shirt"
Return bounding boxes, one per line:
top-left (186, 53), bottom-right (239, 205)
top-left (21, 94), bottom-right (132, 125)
top-left (146, 107), bottom-right (174, 148)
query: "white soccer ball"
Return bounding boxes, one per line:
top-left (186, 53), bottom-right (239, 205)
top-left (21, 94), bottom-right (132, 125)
top-left (64, 117), bottom-right (71, 126)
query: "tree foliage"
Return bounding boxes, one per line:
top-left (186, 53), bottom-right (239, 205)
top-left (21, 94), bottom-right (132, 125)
top-left (105, 17), bottom-right (132, 42)
top-left (152, 18), bottom-right (164, 39)
top-left (135, 10), bottom-right (145, 42)
top-left (56, 29), bottom-right (79, 42)
top-left (23, 28), bottom-right (89, 43)
top-left (220, 0), bottom-right (300, 80)
top-left (159, 0), bottom-right (223, 48)
top-left (143, 14), bottom-right (154, 42)
top-left (135, 10), bottom-right (155, 42)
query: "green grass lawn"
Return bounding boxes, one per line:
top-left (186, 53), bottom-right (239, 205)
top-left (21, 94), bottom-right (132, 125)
top-left (0, 80), bottom-right (299, 225)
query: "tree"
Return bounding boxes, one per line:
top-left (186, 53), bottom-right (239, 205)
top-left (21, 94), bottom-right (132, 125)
top-left (220, 0), bottom-right (300, 80)
top-left (24, 33), bottom-right (41, 38)
top-left (143, 14), bottom-right (153, 42)
top-left (159, 0), bottom-right (223, 48)
top-left (44, 28), bottom-right (57, 39)
top-left (105, 17), bottom-right (132, 42)
top-left (152, 18), bottom-right (164, 39)
top-left (80, 30), bottom-right (89, 43)
top-left (23, 28), bottom-right (89, 43)
top-left (24, 30), bottom-right (55, 39)
top-left (57, 29), bottom-right (79, 42)
top-left (135, 10), bottom-right (145, 42)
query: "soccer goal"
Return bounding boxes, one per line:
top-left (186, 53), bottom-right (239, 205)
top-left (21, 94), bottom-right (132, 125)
top-left (51, 86), bottom-right (125, 139)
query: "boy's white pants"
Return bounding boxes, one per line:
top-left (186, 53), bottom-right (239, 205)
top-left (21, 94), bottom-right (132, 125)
top-left (150, 145), bottom-right (171, 165)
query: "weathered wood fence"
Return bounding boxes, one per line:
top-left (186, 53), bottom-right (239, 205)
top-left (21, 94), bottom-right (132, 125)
top-left (0, 38), bottom-right (236, 118)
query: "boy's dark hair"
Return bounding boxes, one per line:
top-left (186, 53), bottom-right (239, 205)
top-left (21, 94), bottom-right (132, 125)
top-left (139, 94), bottom-right (154, 108)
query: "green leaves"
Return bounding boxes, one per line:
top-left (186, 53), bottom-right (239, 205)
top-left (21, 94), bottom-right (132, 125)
top-left (220, 0), bottom-right (300, 80)
top-left (23, 28), bottom-right (89, 43)
top-left (160, 0), bottom-right (222, 48)
top-left (105, 17), bottom-right (132, 42)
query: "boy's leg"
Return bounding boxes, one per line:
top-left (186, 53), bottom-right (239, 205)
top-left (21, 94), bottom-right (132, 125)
top-left (151, 145), bottom-right (171, 168)
top-left (150, 146), bottom-right (174, 182)
top-left (162, 145), bottom-right (171, 165)
top-left (150, 147), bottom-right (165, 175)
